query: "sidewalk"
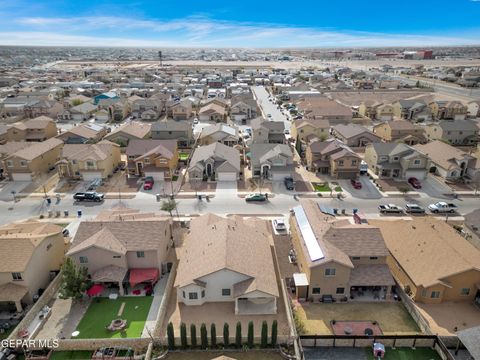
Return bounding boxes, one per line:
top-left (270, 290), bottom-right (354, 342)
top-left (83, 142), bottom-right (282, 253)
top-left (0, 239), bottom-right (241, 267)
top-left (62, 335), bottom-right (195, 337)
top-left (142, 273), bottom-right (169, 338)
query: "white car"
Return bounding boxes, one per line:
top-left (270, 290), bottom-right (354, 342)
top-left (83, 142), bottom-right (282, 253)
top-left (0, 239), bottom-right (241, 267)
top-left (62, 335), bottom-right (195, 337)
top-left (273, 219), bottom-right (286, 231)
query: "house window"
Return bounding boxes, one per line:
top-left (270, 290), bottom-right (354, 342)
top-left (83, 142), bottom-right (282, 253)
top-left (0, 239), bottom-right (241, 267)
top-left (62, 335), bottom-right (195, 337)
top-left (338, 160), bottom-right (344, 166)
top-left (12, 272), bottom-right (22, 281)
top-left (351, 256), bottom-right (360, 260)
top-left (351, 160), bottom-right (357, 166)
top-left (144, 158), bottom-right (150, 164)
top-left (369, 257), bottom-right (378, 260)
top-left (430, 291), bottom-right (441, 299)
top-left (421, 289), bottom-right (427, 297)
top-left (72, 160), bottom-right (77, 165)
top-left (79, 256), bottom-right (88, 264)
top-left (413, 159), bottom-right (421, 165)
top-left (325, 268), bottom-right (336, 277)
top-left (201, 290), bottom-right (205, 298)
top-left (312, 287), bottom-right (321, 294)
top-left (222, 289), bottom-right (231, 296)
top-left (20, 160), bottom-right (28, 167)
top-left (6, 160), bottom-right (13, 167)
top-left (460, 288), bottom-right (470, 296)
top-left (336, 287), bottom-right (345, 295)
top-left (189, 292), bottom-right (198, 300)
top-left (182, 291), bottom-right (186, 298)
top-left (136, 251), bottom-right (145, 258)
top-left (393, 156), bottom-right (399, 161)
top-left (113, 255), bottom-right (121, 259)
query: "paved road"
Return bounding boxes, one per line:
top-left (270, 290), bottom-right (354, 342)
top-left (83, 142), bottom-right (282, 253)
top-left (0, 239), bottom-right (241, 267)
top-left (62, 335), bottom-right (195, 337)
top-left (252, 85), bottom-right (291, 131)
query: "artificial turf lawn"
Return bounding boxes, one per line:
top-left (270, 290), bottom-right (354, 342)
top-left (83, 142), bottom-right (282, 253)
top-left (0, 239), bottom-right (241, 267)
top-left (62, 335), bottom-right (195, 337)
top-left (50, 351), bottom-right (93, 360)
top-left (179, 153), bottom-right (189, 161)
top-left (313, 183), bottom-right (331, 192)
top-left (365, 347), bottom-right (441, 360)
top-left (75, 296), bottom-right (153, 339)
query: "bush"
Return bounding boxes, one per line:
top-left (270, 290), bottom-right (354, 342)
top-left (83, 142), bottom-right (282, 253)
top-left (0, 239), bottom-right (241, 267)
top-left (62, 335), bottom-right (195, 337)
top-left (235, 321), bottom-right (242, 348)
top-left (167, 322), bottom-right (175, 350)
top-left (261, 321), bottom-right (268, 348)
top-left (210, 323), bottom-right (217, 348)
top-left (271, 320), bottom-right (278, 347)
top-left (190, 324), bottom-right (197, 348)
top-left (247, 321), bottom-right (254, 348)
top-left (180, 323), bottom-right (187, 349)
top-left (200, 323), bottom-right (208, 349)
top-left (223, 323), bottom-right (229, 347)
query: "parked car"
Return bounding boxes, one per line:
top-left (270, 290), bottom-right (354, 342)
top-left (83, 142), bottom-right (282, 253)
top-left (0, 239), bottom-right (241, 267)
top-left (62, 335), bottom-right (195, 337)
top-left (143, 176), bottom-right (154, 190)
top-left (284, 177), bottom-right (295, 190)
top-left (245, 193), bottom-right (267, 202)
top-left (359, 160), bottom-right (368, 175)
top-left (408, 177), bottom-right (422, 189)
top-left (378, 204), bottom-right (403, 214)
top-left (73, 192), bottom-right (104, 202)
top-left (404, 203), bottom-right (426, 214)
top-left (267, 113), bottom-right (272, 118)
top-left (428, 201), bottom-right (457, 214)
top-left (273, 219), bottom-right (286, 231)
top-left (350, 179), bottom-right (362, 189)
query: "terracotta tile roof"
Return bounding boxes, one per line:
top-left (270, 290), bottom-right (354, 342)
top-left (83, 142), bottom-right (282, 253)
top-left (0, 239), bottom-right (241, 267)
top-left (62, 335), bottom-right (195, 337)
top-left (106, 121), bottom-right (151, 140)
top-left (414, 140), bottom-right (474, 171)
top-left (175, 214), bottom-right (279, 297)
top-left (126, 139), bottom-right (177, 159)
top-left (9, 137), bottom-right (63, 161)
top-left (61, 141), bottom-right (118, 161)
top-left (370, 218), bottom-right (480, 288)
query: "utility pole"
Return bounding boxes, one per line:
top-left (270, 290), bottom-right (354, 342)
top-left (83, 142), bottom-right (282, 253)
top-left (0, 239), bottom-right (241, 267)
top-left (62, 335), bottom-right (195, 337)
top-left (158, 51), bottom-right (162, 67)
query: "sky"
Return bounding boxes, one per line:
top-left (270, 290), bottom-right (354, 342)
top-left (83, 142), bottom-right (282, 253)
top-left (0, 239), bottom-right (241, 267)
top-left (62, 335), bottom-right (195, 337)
top-left (0, 0), bottom-right (479, 48)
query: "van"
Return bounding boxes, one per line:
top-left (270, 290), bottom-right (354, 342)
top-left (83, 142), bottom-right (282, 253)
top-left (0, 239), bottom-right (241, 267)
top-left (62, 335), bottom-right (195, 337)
top-left (359, 160), bottom-right (368, 175)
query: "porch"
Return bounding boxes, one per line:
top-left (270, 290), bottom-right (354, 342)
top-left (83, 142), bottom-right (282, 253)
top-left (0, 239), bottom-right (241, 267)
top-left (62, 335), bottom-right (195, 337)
top-left (348, 264), bottom-right (395, 302)
top-left (235, 296), bottom-right (277, 315)
top-left (0, 283), bottom-right (29, 313)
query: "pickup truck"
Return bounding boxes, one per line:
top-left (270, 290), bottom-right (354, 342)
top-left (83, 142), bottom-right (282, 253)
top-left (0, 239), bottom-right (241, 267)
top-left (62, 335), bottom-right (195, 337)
top-left (378, 204), bottom-right (404, 214)
top-left (73, 192), bottom-right (104, 202)
top-left (428, 202), bottom-right (457, 214)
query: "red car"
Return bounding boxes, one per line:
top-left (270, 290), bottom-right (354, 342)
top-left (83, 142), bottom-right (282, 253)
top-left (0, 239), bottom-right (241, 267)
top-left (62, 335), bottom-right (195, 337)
top-left (408, 177), bottom-right (422, 189)
top-left (143, 176), bottom-right (154, 190)
top-left (350, 179), bottom-right (362, 189)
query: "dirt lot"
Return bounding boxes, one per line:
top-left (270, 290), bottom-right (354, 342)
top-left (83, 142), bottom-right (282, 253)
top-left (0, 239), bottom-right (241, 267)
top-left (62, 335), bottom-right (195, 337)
top-left (238, 178), bottom-right (273, 192)
top-left (96, 171), bottom-right (140, 193)
top-left (375, 179), bottom-right (410, 192)
top-left (294, 302), bottom-right (420, 335)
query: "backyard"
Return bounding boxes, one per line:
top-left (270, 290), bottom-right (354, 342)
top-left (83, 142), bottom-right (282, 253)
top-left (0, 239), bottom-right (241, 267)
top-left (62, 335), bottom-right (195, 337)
top-left (365, 347), bottom-right (441, 360)
top-left (295, 302), bottom-right (420, 335)
top-left (163, 351), bottom-right (284, 360)
top-left (178, 152), bottom-right (189, 161)
top-left (75, 297), bottom-right (153, 339)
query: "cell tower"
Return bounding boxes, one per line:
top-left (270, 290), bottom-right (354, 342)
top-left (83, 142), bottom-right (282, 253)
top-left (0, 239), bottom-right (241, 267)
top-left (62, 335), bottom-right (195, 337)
top-left (158, 51), bottom-right (162, 66)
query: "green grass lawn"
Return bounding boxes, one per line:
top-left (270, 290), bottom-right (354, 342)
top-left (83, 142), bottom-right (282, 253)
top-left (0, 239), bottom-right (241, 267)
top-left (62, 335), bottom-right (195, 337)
top-left (172, 175), bottom-right (179, 181)
top-left (334, 186), bottom-right (343, 192)
top-left (179, 153), bottom-right (189, 161)
top-left (313, 183), bottom-right (331, 192)
top-left (50, 351), bottom-right (93, 360)
top-left (365, 347), bottom-right (441, 360)
top-left (75, 297), bottom-right (153, 339)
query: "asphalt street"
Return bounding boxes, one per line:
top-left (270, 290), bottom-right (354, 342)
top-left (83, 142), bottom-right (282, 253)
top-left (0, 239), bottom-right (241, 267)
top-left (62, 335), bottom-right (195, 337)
top-left (252, 85), bottom-right (291, 131)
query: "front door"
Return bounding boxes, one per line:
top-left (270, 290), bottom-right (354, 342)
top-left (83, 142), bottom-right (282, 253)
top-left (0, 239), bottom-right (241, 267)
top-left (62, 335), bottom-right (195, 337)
top-left (137, 162), bottom-right (143, 176)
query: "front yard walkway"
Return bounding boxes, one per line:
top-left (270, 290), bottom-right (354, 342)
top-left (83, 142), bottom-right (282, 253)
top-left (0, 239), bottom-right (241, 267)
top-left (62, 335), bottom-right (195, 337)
top-left (294, 302), bottom-right (419, 335)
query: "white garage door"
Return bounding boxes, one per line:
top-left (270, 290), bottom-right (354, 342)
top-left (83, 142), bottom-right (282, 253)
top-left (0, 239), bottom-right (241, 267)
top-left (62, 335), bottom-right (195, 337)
top-left (218, 172), bottom-right (237, 181)
top-left (145, 171), bottom-right (164, 181)
top-left (11, 173), bottom-right (32, 181)
top-left (82, 172), bottom-right (103, 181)
top-left (405, 170), bottom-right (427, 180)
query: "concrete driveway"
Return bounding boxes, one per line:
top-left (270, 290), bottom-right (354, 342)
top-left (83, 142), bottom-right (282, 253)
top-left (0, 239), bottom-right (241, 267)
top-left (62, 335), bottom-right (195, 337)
top-left (215, 181), bottom-right (238, 198)
top-left (420, 176), bottom-right (452, 199)
top-left (0, 181), bottom-right (32, 201)
top-left (338, 176), bottom-right (383, 200)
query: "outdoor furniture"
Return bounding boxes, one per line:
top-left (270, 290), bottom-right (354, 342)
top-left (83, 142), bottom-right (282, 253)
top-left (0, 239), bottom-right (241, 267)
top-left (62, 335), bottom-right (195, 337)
top-left (108, 293), bottom-right (119, 300)
top-left (106, 319), bottom-right (127, 332)
top-left (344, 326), bottom-right (352, 335)
top-left (365, 328), bottom-right (374, 336)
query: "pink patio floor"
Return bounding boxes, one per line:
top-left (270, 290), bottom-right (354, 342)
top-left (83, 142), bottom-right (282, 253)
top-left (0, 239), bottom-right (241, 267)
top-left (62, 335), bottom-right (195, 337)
top-left (332, 320), bottom-right (383, 336)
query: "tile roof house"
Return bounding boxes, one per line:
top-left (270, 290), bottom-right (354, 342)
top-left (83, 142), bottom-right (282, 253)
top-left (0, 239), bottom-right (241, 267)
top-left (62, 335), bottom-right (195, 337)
top-left (230, 95), bottom-right (258, 122)
top-left (414, 140), bottom-right (479, 180)
top-left (169, 99), bottom-right (193, 120)
top-left (151, 120), bottom-right (193, 148)
top-left (364, 142), bottom-right (428, 180)
top-left (332, 124), bottom-right (382, 147)
top-left (175, 214), bottom-right (279, 314)
top-left (424, 120), bottom-right (479, 145)
top-left (467, 100), bottom-right (480, 118)
top-left (464, 209), bottom-right (480, 250)
top-left (125, 139), bottom-right (178, 180)
top-left (250, 143), bottom-right (294, 180)
top-left (198, 102), bottom-right (227, 122)
top-left (197, 124), bottom-right (239, 147)
top-left (67, 207), bottom-right (172, 296)
top-left (64, 102), bottom-right (98, 121)
top-left (188, 142), bottom-right (240, 182)
top-left (290, 119), bottom-right (330, 153)
top-left (0, 221), bottom-right (65, 312)
top-left (306, 139), bottom-right (361, 179)
top-left (4, 137), bottom-right (63, 181)
top-left (392, 99), bottom-right (432, 122)
top-left (56, 140), bottom-right (121, 181)
top-left (104, 121), bottom-right (152, 147)
top-left (57, 123), bottom-right (108, 144)
top-left (429, 100), bottom-right (468, 120)
top-left (370, 217), bottom-right (480, 304)
top-left (7, 116), bottom-right (58, 142)
top-left (289, 201), bottom-right (394, 301)
top-left (373, 120), bottom-right (426, 145)
top-left (250, 118), bottom-right (286, 144)
top-left (295, 97), bottom-right (353, 124)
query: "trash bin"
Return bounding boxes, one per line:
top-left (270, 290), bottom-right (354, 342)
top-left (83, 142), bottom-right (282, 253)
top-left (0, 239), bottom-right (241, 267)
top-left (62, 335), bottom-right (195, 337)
top-left (64, 210), bottom-right (69, 217)
top-left (353, 208), bottom-right (358, 214)
top-left (46, 198), bottom-right (51, 205)
top-left (170, 194), bottom-right (174, 200)
top-left (156, 194), bottom-right (160, 202)
top-left (56, 211), bottom-right (61, 217)
top-left (48, 210), bottom-right (53, 217)
top-left (77, 210), bottom-right (82, 217)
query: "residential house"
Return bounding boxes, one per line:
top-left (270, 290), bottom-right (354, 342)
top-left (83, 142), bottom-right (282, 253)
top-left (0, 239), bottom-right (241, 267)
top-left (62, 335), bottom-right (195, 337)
top-left (130, 98), bottom-right (164, 120)
top-left (0, 142), bottom-right (33, 178)
top-left (331, 124), bottom-right (382, 147)
top-left (24, 100), bottom-right (64, 119)
top-left (392, 100), bottom-right (432, 122)
top-left (175, 214), bottom-right (279, 314)
top-left (295, 97), bottom-right (353, 124)
top-left (57, 123), bottom-right (108, 144)
top-left (188, 142), bottom-right (240, 182)
top-left (197, 124), bottom-right (239, 147)
top-left (198, 102), bottom-right (227, 122)
top-left (414, 140), bottom-right (479, 180)
top-left (67, 207), bottom-right (172, 296)
top-left (358, 101), bottom-right (394, 121)
top-left (364, 142), bottom-right (428, 179)
top-left (464, 209), bottom-right (480, 250)
top-left (306, 139), bottom-right (361, 179)
top-left (424, 120), bottom-right (479, 145)
top-left (291, 119), bottom-right (330, 153)
top-left (429, 101), bottom-right (468, 120)
top-left (104, 121), bottom-right (151, 147)
top-left (64, 102), bottom-right (98, 121)
top-left (230, 95), bottom-right (258, 122)
top-left (126, 139), bottom-right (178, 180)
top-left (289, 201), bottom-right (394, 301)
top-left (373, 120), bottom-right (426, 145)
top-left (93, 91), bottom-right (119, 105)
top-left (170, 99), bottom-right (193, 120)
top-left (467, 100), bottom-right (480, 118)
top-left (151, 120), bottom-right (193, 148)
top-left (0, 221), bottom-right (65, 312)
top-left (57, 140), bottom-right (121, 181)
top-left (251, 118), bottom-right (286, 144)
top-left (7, 116), bottom-right (58, 142)
top-left (4, 138), bottom-right (63, 181)
top-left (370, 217), bottom-right (480, 304)
top-left (250, 143), bottom-right (294, 180)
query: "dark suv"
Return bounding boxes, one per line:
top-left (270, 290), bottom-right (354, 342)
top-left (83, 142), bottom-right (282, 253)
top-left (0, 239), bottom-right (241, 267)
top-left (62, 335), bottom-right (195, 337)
top-left (284, 177), bottom-right (295, 190)
top-left (73, 192), bottom-right (105, 202)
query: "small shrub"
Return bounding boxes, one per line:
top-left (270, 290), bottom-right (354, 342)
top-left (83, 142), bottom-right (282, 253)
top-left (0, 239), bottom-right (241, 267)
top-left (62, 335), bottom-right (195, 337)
top-left (223, 323), bottom-right (229, 347)
top-left (200, 323), bottom-right (208, 349)
top-left (247, 321), bottom-right (254, 348)
top-left (190, 324), bottom-right (197, 348)
top-left (271, 320), bottom-right (278, 347)
top-left (261, 321), bottom-right (268, 348)
top-left (235, 321), bottom-right (242, 348)
top-left (210, 323), bottom-right (217, 348)
top-left (180, 322), bottom-right (187, 349)
top-left (167, 322), bottom-right (175, 350)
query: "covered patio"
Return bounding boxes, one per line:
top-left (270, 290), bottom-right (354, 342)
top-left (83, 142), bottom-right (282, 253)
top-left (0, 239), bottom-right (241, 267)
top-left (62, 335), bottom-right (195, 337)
top-left (0, 283), bottom-right (29, 313)
top-left (348, 264), bottom-right (395, 301)
top-left (91, 265), bottom-right (128, 296)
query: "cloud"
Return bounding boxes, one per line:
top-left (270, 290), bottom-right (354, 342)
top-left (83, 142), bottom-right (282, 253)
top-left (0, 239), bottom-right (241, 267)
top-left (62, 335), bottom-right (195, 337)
top-left (6, 15), bottom-right (480, 47)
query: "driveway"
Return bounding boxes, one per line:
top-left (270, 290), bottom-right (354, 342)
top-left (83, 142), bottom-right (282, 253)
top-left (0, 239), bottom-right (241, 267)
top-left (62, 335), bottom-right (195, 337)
top-left (420, 176), bottom-right (452, 199)
top-left (0, 181), bottom-right (32, 201)
top-left (215, 181), bottom-right (238, 198)
top-left (338, 176), bottom-right (382, 200)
